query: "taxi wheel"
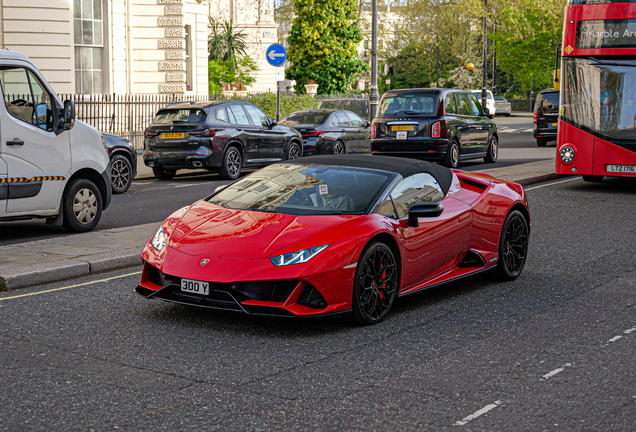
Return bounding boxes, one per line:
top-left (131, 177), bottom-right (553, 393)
top-left (152, 167), bottom-right (176, 180)
top-left (536, 138), bottom-right (547, 147)
top-left (62, 179), bottom-right (103, 233)
top-left (442, 140), bottom-right (460, 168)
top-left (484, 135), bottom-right (498, 163)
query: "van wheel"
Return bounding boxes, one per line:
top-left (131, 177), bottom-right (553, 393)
top-left (152, 167), bottom-right (176, 180)
top-left (62, 179), bottom-right (103, 233)
top-left (219, 146), bottom-right (242, 180)
top-left (442, 140), bottom-right (460, 168)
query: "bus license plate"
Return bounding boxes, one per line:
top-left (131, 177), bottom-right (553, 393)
top-left (607, 164), bottom-right (636, 173)
top-left (162, 132), bottom-right (185, 139)
top-left (181, 278), bottom-right (209, 295)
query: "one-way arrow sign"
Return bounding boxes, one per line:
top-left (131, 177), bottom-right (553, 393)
top-left (266, 44), bottom-right (287, 67)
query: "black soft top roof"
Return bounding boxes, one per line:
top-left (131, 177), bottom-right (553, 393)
top-left (283, 155), bottom-right (453, 194)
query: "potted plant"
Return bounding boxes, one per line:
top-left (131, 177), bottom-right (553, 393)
top-left (304, 79), bottom-right (319, 96)
top-left (234, 81), bottom-right (249, 97)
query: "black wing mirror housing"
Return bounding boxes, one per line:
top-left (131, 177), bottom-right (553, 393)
top-left (63, 99), bottom-right (76, 131)
top-left (483, 107), bottom-right (490, 117)
top-left (407, 202), bottom-right (444, 227)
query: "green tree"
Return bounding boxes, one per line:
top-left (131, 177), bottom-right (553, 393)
top-left (209, 57), bottom-right (259, 93)
top-left (286, 0), bottom-right (368, 94)
top-left (208, 18), bottom-right (248, 70)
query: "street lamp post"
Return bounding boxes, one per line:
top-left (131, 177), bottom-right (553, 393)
top-left (492, 8), bottom-right (496, 95)
top-left (467, 62), bottom-right (474, 90)
top-left (436, 36), bottom-right (439, 88)
top-left (530, 78), bottom-right (535, 112)
top-left (481, 0), bottom-right (488, 113)
top-left (368, 0), bottom-right (379, 122)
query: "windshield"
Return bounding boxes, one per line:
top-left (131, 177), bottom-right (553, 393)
top-left (153, 109), bottom-right (207, 125)
top-left (207, 164), bottom-right (394, 215)
top-left (562, 57), bottom-right (636, 141)
top-left (379, 93), bottom-right (439, 117)
top-left (279, 112), bottom-right (328, 126)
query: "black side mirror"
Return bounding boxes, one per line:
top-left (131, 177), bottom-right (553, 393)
top-left (63, 99), bottom-right (75, 131)
top-left (483, 107), bottom-right (490, 117)
top-left (407, 202), bottom-right (444, 227)
top-left (364, 120), bottom-right (370, 128)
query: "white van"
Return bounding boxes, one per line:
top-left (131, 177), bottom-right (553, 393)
top-left (0, 50), bottom-right (110, 232)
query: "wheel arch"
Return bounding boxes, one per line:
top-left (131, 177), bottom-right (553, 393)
top-left (367, 232), bottom-right (402, 270)
top-left (288, 138), bottom-right (303, 156)
top-left (508, 203), bottom-right (531, 235)
top-left (65, 168), bottom-right (109, 208)
top-left (225, 140), bottom-right (245, 161)
top-left (110, 149), bottom-right (134, 167)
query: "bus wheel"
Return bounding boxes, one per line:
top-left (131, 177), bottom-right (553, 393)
top-left (582, 175), bottom-right (604, 182)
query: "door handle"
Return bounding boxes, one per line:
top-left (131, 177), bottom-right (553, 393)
top-left (7, 139), bottom-right (24, 146)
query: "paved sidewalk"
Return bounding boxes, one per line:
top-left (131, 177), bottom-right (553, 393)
top-left (0, 159), bottom-right (561, 291)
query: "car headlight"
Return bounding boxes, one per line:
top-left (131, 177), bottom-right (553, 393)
top-left (270, 244), bottom-right (330, 266)
top-left (560, 146), bottom-right (575, 164)
top-left (151, 227), bottom-right (167, 251)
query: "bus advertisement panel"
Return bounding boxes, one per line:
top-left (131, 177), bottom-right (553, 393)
top-left (557, 0), bottom-right (636, 181)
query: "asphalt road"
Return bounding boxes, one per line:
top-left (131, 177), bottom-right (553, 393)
top-left (1, 176), bottom-right (635, 430)
top-left (0, 114), bottom-right (547, 246)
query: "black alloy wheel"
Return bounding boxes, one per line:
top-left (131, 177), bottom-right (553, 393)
top-left (152, 167), bottom-right (176, 181)
top-left (220, 146), bottom-right (242, 180)
top-left (484, 135), bottom-right (498, 163)
top-left (62, 178), bottom-right (103, 233)
top-left (287, 142), bottom-right (301, 160)
top-left (110, 154), bottom-right (132, 194)
top-left (492, 210), bottom-right (529, 280)
top-left (351, 242), bottom-right (399, 324)
top-left (333, 141), bottom-right (346, 155)
top-left (442, 140), bottom-right (460, 168)
top-left (536, 138), bottom-right (547, 147)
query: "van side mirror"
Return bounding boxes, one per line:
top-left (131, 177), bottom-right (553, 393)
top-left (63, 99), bottom-right (75, 130)
top-left (407, 202), bottom-right (444, 227)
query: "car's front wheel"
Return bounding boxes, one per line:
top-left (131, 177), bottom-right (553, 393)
top-left (492, 209), bottom-right (529, 280)
top-left (111, 154), bottom-right (132, 193)
top-left (219, 146), bottom-right (242, 180)
top-left (62, 178), bottom-right (103, 233)
top-left (484, 135), bottom-right (498, 163)
top-left (350, 241), bottom-right (399, 325)
top-left (152, 167), bottom-right (176, 180)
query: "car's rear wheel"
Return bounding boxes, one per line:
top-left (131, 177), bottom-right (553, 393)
top-left (484, 135), bottom-right (498, 163)
top-left (333, 141), bottom-right (345, 155)
top-left (536, 138), bottom-right (547, 147)
top-left (582, 175), bottom-right (604, 182)
top-left (62, 179), bottom-right (103, 233)
top-left (492, 210), bottom-right (529, 280)
top-left (111, 154), bottom-right (132, 194)
top-left (442, 140), bottom-right (460, 168)
top-left (152, 167), bottom-right (176, 180)
top-left (287, 141), bottom-right (302, 160)
top-left (351, 241), bottom-right (399, 325)
top-left (219, 146), bottom-right (242, 180)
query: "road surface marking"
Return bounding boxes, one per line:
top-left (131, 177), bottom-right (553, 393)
top-left (174, 183), bottom-right (198, 188)
top-left (541, 363), bottom-right (572, 380)
top-left (0, 271), bottom-right (142, 301)
top-left (455, 401), bottom-right (501, 426)
top-left (525, 177), bottom-right (580, 191)
top-left (523, 128), bottom-right (533, 132)
top-left (608, 335), bottom-right (623, 343)
top-left (623, 327), bottom-right (636, 334)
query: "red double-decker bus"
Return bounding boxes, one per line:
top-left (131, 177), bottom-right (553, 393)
top-left (557, 0), bottom-right (636, 181)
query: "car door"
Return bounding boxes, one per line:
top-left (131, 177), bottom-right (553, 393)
top-left (0, 64), bottom-right (70, 214)
top-left (468, 92), bottom-right (490, 152)
top-left (388, 173), bottom-right (472, 290)
top-left (243, 104), bottom-right (285, 161)
top-left (345, 111), bottom-right (371, 153)
top-left (227, 104), bottom-right (259, 163)
top-left (454, 93), bottom-right (477, 154)
top-left (333, 111), bottom-right (357, 152)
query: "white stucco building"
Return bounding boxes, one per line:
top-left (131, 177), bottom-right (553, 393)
top-left (0, 0), bottom-right (278, 95)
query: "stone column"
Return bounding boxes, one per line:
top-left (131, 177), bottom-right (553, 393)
top-left (157, 0), bottom-right (186, 94)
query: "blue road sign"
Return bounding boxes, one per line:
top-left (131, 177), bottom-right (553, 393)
top-left (266, 44), bottom-right (287, 67)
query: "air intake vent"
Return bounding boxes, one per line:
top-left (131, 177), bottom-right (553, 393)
top-left (297, 283), bottom-right (327, 309)
top-left (458, 250), bottom-right (487, 268)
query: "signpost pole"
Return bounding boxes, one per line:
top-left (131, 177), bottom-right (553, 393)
top-left (276, 81), bottom-right (281, 122)
top-left (368, 0), bottom-right (379, 122)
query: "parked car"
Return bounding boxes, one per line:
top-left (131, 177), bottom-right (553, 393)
top-left (135, 155), bottom-right (530, 324)
top-left (278, 109), bottom-right (371, 155)
top-left (533, 89), bottom-right (559, 146)
top-left (143, 101), bottom-right (303, 180)
top-left (0, 50), bottom-right (111, 233)
top-left (371, 88), bottom-right (498, 168)
top-left (494, 96), bottom-right (511, 116)
top-left (103, 134), bottom-right (137, 194)
top-left (471, 89), bottom-right (496, 118)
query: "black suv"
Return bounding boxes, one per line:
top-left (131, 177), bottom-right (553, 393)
top-left (533, 89), bottom-right (559, 146)
top-left (371, 88), bottom-right (498, 168)
top-left (143, 101), bottom-right (303, 180)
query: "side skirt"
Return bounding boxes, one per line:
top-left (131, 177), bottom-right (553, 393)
top-left (398, 267), bottom-right (492, 298)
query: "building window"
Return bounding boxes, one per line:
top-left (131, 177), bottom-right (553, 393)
top-left (74, 0), bottom-right (104, 94)
top-left (185, 25), bottom-right (193, 91)
top-left (364, 39), bottom-right (369, 50)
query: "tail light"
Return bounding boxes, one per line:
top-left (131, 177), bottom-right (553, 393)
top-left (144, 131), bottom-right (158, 139)
top-left (189, 128), bottom-right (215, 137)
top-left (431, 120), bottom-right (446, 138)
top-left (371, 124), bottom-right (376, 138)
top-left (301, 130), bottom-right (324, 138)
top-left (533, 111), bottom-right (538, 122)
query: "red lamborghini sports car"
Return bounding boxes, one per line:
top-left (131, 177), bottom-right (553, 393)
top-left (135, 155), bottom-right (530, 324)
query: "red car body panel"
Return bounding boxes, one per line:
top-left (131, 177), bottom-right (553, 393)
top-left (137, 169), bottom-right (529, 317)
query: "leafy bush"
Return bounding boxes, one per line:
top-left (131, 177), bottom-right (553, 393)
top-left (209, 57), bottom-right (259, 93)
